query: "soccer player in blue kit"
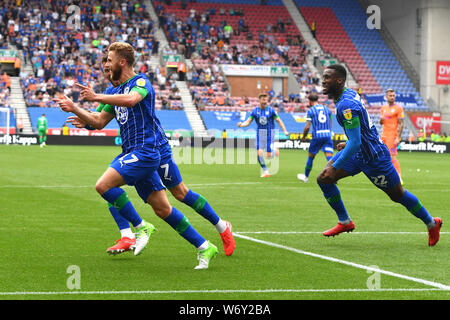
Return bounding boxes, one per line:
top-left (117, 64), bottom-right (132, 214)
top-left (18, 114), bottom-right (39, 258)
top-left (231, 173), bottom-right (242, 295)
top-left (58, 42), bottom-right (220, 269)
top-left (237, 92), bottom-right (289, 177)
top-left (67, 54), bottom-right (235, 258)
top-left (317, 64), bottom-right (442, 246)
top-left (297, 93), bottom-right (334, 182)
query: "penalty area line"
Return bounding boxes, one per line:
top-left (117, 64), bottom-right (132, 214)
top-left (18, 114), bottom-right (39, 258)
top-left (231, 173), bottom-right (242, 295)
top-left (0, 288), bottom-right (445, 296)
top-left (233, 233), bottom-right (450, 291)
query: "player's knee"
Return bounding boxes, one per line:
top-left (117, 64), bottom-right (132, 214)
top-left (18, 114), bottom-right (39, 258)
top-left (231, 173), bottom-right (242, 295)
top-left (153, 203), bottom-right (172, 219)
top-left (170, 185), bottom-right (189, 201)
top-left (147, 191), bottom-right (173, 219)
top-left (95, 181), bottom-right (108, 195)
top-left (387, 184), bottom-right (405, 202)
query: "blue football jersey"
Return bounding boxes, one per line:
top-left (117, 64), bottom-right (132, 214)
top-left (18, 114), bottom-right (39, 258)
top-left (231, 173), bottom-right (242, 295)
top-left (306, 104), bottom-right (332, 139)
top-left (104, 74), bottom-right (168, 153)
top-left (335, 88), bottom-right (389, 162)
top-left (249, 105), bottom-right (278, 137)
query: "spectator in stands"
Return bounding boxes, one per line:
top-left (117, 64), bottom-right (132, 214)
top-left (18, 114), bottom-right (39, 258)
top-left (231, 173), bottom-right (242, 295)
top-left (2, 72), bottom-right (11, 93)
top-left (311, 20), bottom-right (317, 38)
top-left (169, 85), bottom-right (181, 100)
top-left (158, 72), bottom-right (167, 90)
top-left (161, 97), bottom-right (171, 110)
top-left (14, 58), bottom-right (21, 76)
top-left (224, 23), bottom-right (232, 45)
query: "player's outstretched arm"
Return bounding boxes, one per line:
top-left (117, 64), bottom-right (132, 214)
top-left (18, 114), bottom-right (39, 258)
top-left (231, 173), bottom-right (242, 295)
top-left (67, 112), bottom-right (111, 130)
top-left (237, 117), bottom-right (253, 128)
top-left (76, 83), bottom-right (143, 108)
top-left (67, 116), bottom-right (88, 128)
top-left (56, 95), bottom-right (114, 130)
top-left (275, 117), bottom-right (289, 136)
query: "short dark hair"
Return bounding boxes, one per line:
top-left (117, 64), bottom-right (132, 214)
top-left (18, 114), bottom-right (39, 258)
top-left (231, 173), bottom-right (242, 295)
top-left (326, 64), bottom-right (347, 81)
top-left (308, 93), bottom-right (319, 102)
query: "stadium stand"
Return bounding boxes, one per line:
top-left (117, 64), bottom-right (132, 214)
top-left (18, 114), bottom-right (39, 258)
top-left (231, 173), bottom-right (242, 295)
top-left (295, 0), bottom-right (428, 111)
top-left (0, 0), bottom-right (423, 138)
top-left (154, 0), bottom-right (331, 118)
top-left (1, 0), bottom-right (186, 114)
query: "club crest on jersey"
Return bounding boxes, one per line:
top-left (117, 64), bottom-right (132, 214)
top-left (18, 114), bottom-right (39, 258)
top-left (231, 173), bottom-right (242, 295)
top-left (259, 116), bottom-right (267, 125)
top-left (124, 86), bottom-right (130, 94)
top-left (136, 78), bottom-right (146, 87)
top-left (343, 109), bottom-right (352, 120)
top-left (115, 106), bottom-right (128, 125)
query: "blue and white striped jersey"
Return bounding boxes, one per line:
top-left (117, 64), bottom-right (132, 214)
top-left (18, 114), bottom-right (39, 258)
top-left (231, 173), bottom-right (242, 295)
top-left (106, 74), bottom-right (168, 154)
top-left (306, 104), bottom-right (332, 139)
top-left (335, 88), bottom-right (389, 162)
top-left (249, 105), bottom-right (278, 137)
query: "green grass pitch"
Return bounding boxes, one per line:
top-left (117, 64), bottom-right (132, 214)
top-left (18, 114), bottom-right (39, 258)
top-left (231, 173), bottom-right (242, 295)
top-left (1, 144), bottom-right (449, 300)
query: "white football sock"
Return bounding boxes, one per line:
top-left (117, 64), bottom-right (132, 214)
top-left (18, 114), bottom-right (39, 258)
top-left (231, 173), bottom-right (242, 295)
top-left (120, 228), bottom-right (135, 239)
top-left (197, 241), bottom-right (208, 251)
top-left (215, 219), bottom-right (227, 233)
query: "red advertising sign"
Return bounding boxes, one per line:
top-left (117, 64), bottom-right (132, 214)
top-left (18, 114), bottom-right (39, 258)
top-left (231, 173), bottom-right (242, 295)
top-left (436, 61), bottom-right (450, 85)
top-left (408, 112), bottom-right (442, 134)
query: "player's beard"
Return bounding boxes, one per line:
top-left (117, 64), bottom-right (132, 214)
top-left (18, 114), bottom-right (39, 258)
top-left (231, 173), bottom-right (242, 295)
top-left (110, 65), bottom-right (122, 82)
top-left (324, 83), bottom-right (339, 99)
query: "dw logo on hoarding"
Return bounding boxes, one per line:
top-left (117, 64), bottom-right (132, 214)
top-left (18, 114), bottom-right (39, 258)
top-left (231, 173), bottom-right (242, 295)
top-left (436, 61), bottom-right (450, 85)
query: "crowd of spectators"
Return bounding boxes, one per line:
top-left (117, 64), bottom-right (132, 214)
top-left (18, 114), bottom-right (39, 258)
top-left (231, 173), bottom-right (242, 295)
top-left (0, 0), bottom-right (335, 114)
top-left (154, 1), bottom-right (331, 112)
top-left (0, 0), bottom-right (184, 110)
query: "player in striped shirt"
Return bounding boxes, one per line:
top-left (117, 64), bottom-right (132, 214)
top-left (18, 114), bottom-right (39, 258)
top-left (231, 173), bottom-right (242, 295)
top-left (297, 93), bottom-right (334, 182)
top-left (58, 42), bottom-right (219, 268)
top-left (238, 92), bottom-right (289, 177)
top-left (74, 54), bottom-right (235, 258)
top-left (316, 64), bottom-right (442, 246)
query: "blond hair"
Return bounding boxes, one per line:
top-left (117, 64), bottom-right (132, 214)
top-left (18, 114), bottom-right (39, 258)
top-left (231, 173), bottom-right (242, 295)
top-left (108, 42), bottom-right (135, 67)
top-left (385, 88), bottom-right (395, 95)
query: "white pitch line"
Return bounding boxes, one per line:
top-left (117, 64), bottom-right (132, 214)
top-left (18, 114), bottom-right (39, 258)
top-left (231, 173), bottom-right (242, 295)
top-left (236, 231), bottom-right (450, 235)
top-left (233, 233), bottom-right (450, 290)
top-left (0, 288), bottom-right (446, 296)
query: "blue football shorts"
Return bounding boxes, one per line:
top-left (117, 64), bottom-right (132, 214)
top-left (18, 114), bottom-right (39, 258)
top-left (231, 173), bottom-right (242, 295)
top-left (332, 151), bottom-right (400, 191)
top-left (309, 136), bottom-right (334, 155)
top-left (157, 142), bottom-right (183, 189)
top-left (256, 129), bottom-right (275, 153)
top-left (109, 147), bottom-right (166, 202)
